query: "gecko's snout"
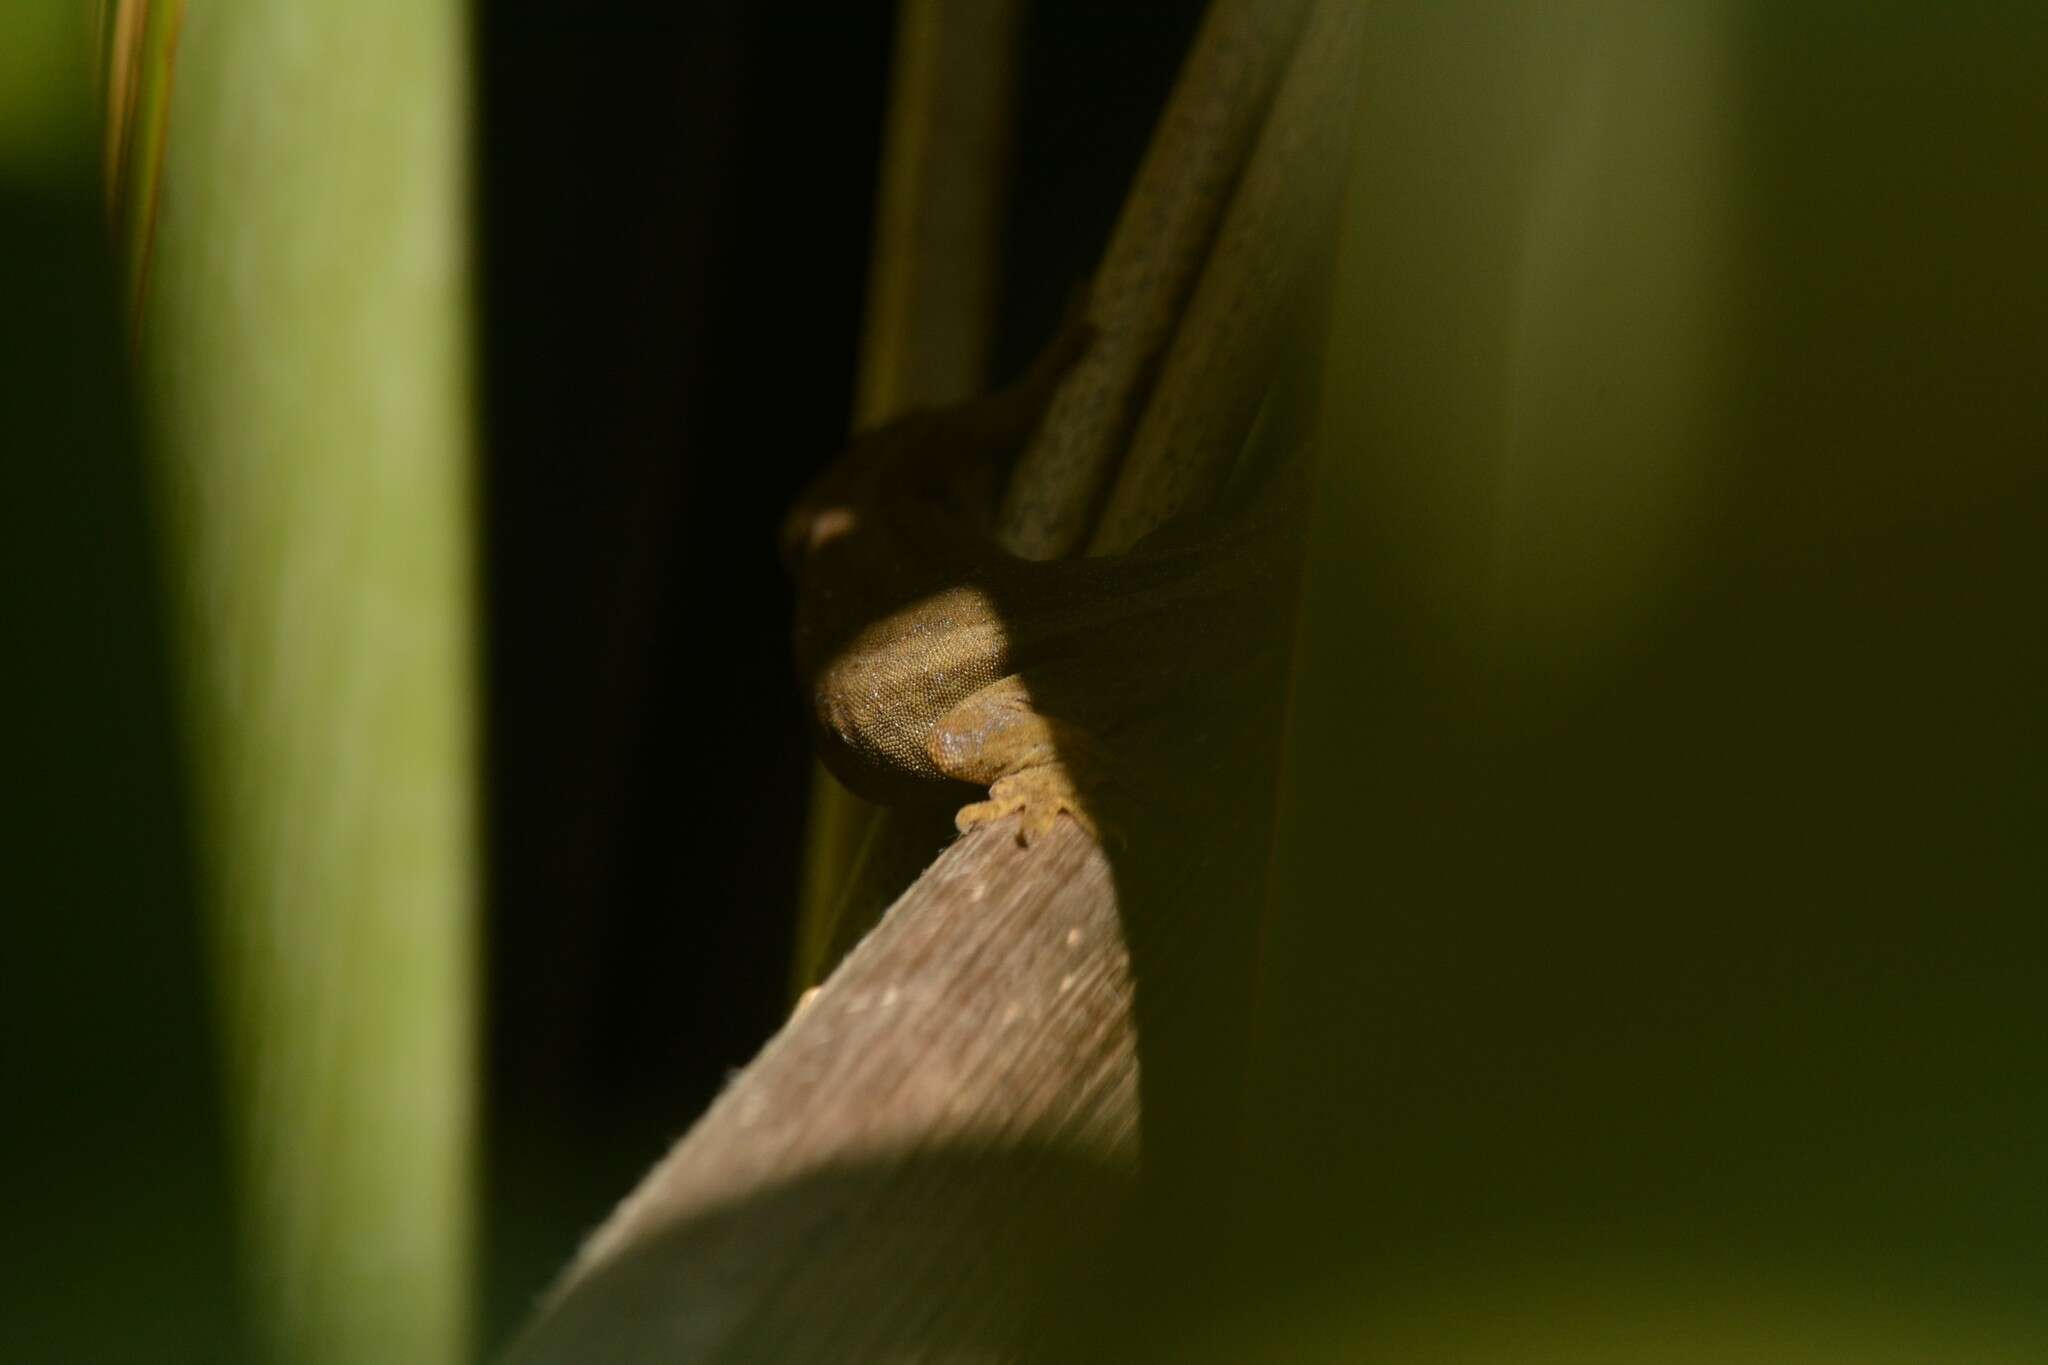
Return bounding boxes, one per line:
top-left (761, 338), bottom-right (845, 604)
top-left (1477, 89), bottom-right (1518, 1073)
top-left (779, 497), bottom-right (861, 577)
top-left (777, 500), bottom-right (815, 577)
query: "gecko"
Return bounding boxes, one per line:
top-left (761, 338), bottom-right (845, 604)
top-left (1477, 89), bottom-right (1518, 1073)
top-left (781, 330), bottom-right (1306, 845)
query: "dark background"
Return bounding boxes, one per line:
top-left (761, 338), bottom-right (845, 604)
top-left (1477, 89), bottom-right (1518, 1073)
top-left (474, 0), bottom-right (1206, 1332)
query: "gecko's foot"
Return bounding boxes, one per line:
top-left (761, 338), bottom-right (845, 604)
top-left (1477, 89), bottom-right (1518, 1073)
top-left (955, 766), bottom-right (1103, 846)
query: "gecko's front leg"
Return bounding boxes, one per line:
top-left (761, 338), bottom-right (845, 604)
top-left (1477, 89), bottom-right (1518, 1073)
top-left (925, 672), bottom-right (1113, 845)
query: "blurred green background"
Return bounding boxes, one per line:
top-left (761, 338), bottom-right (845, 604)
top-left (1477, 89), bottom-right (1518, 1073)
top-left (1236, 0), bottom-right (2047, 1355)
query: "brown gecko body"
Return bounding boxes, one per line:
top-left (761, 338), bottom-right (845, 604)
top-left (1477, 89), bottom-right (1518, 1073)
top-left (782, 344), bottom-right (1304, 843)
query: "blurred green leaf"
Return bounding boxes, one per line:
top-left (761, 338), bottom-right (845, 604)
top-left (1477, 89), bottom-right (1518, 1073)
top-left (129, 1), bottom-right (478, 1361)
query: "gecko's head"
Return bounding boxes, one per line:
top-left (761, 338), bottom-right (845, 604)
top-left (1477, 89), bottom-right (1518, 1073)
top-left (779, 426), bottom-right (891, 579)
top-left (779, 408), bottom-right (952, 579)
top-left (779, 494), bottom-right (861, 577)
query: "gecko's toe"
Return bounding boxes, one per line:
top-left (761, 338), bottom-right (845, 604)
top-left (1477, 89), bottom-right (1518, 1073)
top-left (956, 767), bottom-right (1101, 846)
top-left (953, 796), bottom-right (1009, 832)
top-left (1019, 805), bottom-right (1062, 845)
